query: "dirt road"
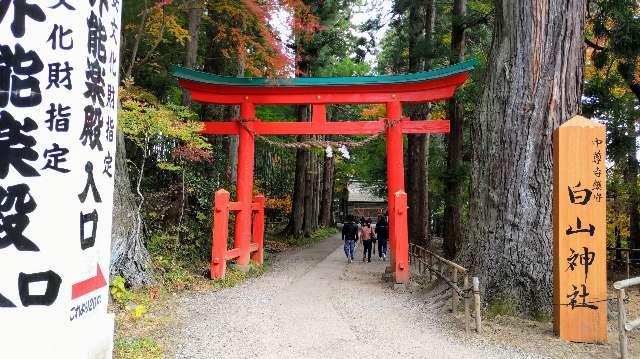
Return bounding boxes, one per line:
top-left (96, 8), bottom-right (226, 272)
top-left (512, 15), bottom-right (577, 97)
top-left (172, 234), bottom-right (540, 358)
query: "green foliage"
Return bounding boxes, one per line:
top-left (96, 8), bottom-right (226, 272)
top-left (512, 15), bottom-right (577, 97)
top-left (317, 58), bottom-right (370, 77)
top-left (110, 275), bottom-right (149, 321)
top-left (486, 296), bottom-right (517, 318)
top-left (114, 337), bottom-right (163, 359)
top-left (130, 304), bottom-right (148, 319)
top-left (110, 275), bottom-right (132, 305)
top-left (119, 86), bottom-right (210, 152)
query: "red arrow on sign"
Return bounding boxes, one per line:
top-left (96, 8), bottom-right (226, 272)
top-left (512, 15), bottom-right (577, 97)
top-left (71, 264), bottom-right (107, 300)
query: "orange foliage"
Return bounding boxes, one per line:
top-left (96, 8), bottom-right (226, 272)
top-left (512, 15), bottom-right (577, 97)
top-left (253, 180), bottom-right (292, 213)
top-left (361, 104), bottom-right (386, 120)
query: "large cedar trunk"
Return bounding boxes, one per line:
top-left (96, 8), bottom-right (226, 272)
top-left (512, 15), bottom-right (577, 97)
top-left (443, 0), bottom-right (466, 259)
top-left (286, 103), bottom-right (310, 236)
top-left (461, 0), bottom-right (586, 314)
top-left (288, 143), bottom-right (307, 236)
top-left (110, 130), bottom-right (153, 287)
top-left (303, 148), bottom-right (315, 235)
top-left (319, 156), bottom-right (335, 226)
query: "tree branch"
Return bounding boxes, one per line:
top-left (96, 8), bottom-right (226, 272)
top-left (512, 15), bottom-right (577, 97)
top-left (585, 37), bottom-right (607, 51)
top-left (136, 10), bottom-right (168, 69)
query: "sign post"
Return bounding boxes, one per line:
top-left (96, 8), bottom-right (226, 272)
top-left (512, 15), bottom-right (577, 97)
top-left (0, 1), bottom-right (122, 357)
top-left (553, 115), bottom-right (607, 343)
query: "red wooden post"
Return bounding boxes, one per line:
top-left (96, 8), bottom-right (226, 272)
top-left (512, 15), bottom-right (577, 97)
top-left (251, 195), bottom-right (265, 265)
top-left (386, 101), bottom-right (404, 276)
top-left (393, 190), bottom-right (409, 283)
top-left (234, 102), bottom-right (256, 269)
top-left (312, 104), bottom-right (327, 124)
top-left (212, 189), bottom-right (230, 279)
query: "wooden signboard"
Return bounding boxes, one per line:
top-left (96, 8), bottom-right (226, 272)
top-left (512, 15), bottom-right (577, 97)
top-left (553, 115), bottom-right (607, 343)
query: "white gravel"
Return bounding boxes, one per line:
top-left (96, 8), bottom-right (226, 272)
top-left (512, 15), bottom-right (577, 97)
top-left (172, 234), bottom-right (545, 358)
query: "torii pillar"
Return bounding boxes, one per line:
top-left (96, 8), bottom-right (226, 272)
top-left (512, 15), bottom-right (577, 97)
top-left (386, 101), bottom-right (408, 283)
top-left (234, 102), bottom-right (256, 270)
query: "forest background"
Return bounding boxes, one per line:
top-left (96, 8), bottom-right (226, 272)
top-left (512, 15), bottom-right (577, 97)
top-left (111, 0), bottom-right (640, 319)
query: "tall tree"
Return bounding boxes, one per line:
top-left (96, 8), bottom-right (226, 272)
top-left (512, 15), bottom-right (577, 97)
top-left (461, 0), bottom-right (587, 314)
top-left (404, 0), bottom-right (434, 246)
top-left (443, 0), bottom-right (466, 258)
top-left (319, 156), bottom-right (336, 226)
top-left (586, 0), bottom-right (640, 261)
top-left (181, 0), bottom-right (204, 106)
top-left (286, 0), bottom-right (354, 236)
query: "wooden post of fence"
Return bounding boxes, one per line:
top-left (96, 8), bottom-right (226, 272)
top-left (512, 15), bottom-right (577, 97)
top-left (464, 275), bottom-right (470, 334)
top-left (473, 276), bottom-right (481, 333)
top-left (452, 268), bottom-right (459, 313)
top-left (617, 288), bottom-right (628, 359)
top-left (211, 189), bottom-right (230, 279)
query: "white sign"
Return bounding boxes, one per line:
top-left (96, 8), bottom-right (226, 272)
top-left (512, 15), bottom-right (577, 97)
top-left (0, 0), bottom-right (121, 357)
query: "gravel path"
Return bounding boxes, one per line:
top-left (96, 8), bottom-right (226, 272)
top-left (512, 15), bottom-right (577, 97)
top-left (172, 234), bottom-right (543, 358)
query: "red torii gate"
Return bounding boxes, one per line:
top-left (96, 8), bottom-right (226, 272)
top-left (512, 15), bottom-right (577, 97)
top-left (173, 59), bottom-right (476, 284)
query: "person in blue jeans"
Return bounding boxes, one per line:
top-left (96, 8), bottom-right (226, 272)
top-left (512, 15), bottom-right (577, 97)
top-left (342, 215), bottom-right (359, 263)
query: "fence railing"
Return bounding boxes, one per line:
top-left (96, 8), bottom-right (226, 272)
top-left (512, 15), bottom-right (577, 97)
top-left (211, 189), bottom-right (265, 279)
top-left (607, 248), bottom-right (640, 279)
top-left (408, 243), bottom-right (481, 334)
top-left (614, 276), bottom-right (640, 359)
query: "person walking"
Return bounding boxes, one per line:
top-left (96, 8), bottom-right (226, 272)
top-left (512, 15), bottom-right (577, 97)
top-left (375, 214), bottom-right (389, 261)
top-left (371, 216), bottom-right (377, 256)
top-left (360, 219), bottom-right (374, 262)
top-left (342, 215), bottom-right (358, 263)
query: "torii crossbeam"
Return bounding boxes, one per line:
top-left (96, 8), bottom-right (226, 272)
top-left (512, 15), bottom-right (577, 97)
top-left (173, 59), bottom-right (477, 284)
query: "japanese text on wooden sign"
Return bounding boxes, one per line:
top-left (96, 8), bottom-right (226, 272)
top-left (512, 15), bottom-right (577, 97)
top-left (0, 0), bottom-right (122, 356)
top-left (553, 115), bottom-right (607, 343)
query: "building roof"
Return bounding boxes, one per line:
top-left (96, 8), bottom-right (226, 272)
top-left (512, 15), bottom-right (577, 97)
top-left (347, 182), bottom-right (385, 203)
top-left (171, 59), bottom-right (478, 87)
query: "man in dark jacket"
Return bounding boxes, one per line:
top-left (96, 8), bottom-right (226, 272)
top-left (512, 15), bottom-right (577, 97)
top-left (375, 214), bottom-right (389, 261)
top-left (342, 215), bottom-right (358, 263)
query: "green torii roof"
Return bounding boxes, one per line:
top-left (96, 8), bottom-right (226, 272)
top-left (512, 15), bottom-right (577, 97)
top-left (172, 59), bottom-right (478, 87)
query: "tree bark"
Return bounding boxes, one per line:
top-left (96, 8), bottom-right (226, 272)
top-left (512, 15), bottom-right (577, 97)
top-left (303, 146), bottom-right (316, 235)
top-left (181, 0), bottom-right (204, 107)
top-left (286, 102), bottom-right (309, 237)
top-left (287, 143), bottom-right (307, 236)
top-left (319, 155), bottom-right (335, 226)
top-left (110, 130), bottom-right (153, 287)
top-left (443, 0), bottom-right (466, 259)
top-left (461, 0), bottom-right (586, 315)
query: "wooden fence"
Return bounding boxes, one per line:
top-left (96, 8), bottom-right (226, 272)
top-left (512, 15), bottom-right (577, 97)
top-left (613, 276), bottom-right (640, 359)
top-left (408, 243), bottom-right (481, 334)
top-left (607, 248), bottom-right (640, 279)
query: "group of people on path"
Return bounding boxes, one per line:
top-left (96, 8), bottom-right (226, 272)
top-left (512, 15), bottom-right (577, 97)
top-left (341, 214), bottom-right (389, 264)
